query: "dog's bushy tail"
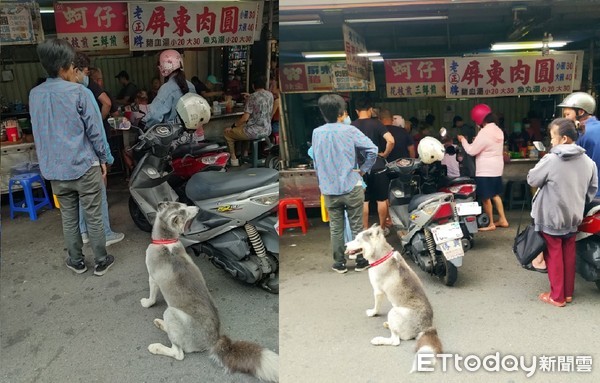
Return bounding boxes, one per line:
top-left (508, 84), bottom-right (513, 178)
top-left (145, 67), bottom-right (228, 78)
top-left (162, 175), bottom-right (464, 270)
top-left (211, 335), bottom-right (278, 382)
top-left (410, 327), bottom-right (443, 374)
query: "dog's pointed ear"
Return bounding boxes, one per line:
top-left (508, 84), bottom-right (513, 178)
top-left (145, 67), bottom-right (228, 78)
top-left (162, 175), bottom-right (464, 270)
top-left (371, 223), bottom-right (379, 228)
top-left (158, 201), bottom-right (168, 211)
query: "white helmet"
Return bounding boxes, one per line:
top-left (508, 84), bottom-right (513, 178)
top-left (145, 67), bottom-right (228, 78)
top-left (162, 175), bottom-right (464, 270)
top-left (418, 136), bottom-right (445, 164)
top-left (176, 93), bottom-right (211, 129)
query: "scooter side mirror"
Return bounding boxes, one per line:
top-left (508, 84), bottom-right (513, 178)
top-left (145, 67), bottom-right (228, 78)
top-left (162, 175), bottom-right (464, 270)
top-left (533, 141), bottom-right (546, 152)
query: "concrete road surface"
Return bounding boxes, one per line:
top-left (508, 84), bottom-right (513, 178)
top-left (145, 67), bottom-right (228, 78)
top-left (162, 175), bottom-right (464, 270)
top-left (280, 212), bottom-right (600, 383)
top-left (1, 176), bottom-right (278, 383)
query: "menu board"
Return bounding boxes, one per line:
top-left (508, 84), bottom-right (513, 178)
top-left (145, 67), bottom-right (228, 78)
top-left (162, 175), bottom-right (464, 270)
top-left (0, 2), bottom-right (37, 45)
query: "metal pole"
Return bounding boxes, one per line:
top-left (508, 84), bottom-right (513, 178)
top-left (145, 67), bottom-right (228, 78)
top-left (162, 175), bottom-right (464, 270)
top-left (265, 0), bottom-right (274, 85)
top-left (279, 94), bottom-right (290, 168)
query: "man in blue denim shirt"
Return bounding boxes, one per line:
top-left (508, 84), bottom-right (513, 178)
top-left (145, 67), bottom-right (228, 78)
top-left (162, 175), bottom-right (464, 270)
top-left (29, 39), bottom-right (114, 276)
top-left (312, 94), bottom-right (378, 273)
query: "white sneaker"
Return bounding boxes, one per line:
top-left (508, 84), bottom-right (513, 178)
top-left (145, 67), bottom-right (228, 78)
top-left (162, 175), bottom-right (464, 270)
top-left (230, 158), bottom-right (240, 167)
top-left (106, 232), bottom-right (125, 246)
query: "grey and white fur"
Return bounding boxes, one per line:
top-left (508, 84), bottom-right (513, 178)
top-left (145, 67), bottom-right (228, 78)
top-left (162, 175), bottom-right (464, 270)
top-left (141, 201), bottom-right (278, 382)
top-left (345, 225), bottom-right (442, 373)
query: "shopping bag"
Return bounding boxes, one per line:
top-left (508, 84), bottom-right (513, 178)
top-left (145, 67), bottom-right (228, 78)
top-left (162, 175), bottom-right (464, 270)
top-left (513, 223), bottom-right (546, 266)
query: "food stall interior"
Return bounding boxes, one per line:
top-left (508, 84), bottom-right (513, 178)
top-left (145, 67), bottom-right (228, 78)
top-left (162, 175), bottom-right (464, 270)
top-left (279, 0), bottom-right (600, 168)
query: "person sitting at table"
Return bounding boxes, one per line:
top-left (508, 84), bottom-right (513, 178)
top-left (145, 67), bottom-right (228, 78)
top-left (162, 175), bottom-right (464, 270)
top-left (191, 75), bottom-right (223, 102)
top-left (224, 74), bottom-right (273, 167)
top-left (225, 69), bottom-right (243, 102)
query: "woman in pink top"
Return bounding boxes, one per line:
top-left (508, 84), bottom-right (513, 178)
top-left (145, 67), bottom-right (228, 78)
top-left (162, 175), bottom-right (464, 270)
top-left (457, 104), bottom-right (509, 231)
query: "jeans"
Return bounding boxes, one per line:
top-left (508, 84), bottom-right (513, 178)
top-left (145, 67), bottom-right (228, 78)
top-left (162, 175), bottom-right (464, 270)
top-left (79, 182), bottom-right (114, 236)
top-left (323, 186), bottom-right (365, 265)
top-left (51, 166), bottom-right (107, 264)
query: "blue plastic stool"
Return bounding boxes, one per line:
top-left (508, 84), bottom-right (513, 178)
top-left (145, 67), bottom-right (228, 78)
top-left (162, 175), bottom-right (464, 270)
top-left (8, 173), bottom-right (53, 220)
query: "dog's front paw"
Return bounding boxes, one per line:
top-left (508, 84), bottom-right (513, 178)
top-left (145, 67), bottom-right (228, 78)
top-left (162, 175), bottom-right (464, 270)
top-left (366, 308), bottom-right (378, 317)
top-left (140, 298), bottom-right (155, 308)
top-left (370, 336), bottom-right (387, 345)
top-left (148, 343), bottom-right (163, 355)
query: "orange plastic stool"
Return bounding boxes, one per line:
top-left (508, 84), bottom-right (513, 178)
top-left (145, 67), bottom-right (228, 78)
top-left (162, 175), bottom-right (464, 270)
top-left (278, 198), bottom-right (308, 235)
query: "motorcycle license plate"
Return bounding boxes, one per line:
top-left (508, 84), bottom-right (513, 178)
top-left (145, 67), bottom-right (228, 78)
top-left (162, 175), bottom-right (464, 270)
top-left (456, 202), bottom-right (482, 216)
top-left (431, 222), bottom-right (463, 244)
top-left (439, 239), bottom-right (464, 260)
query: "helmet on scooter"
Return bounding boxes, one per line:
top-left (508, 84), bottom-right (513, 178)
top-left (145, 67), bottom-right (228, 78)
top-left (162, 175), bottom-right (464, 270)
top-left (158, 49), bottom-right (183, 77)
top-left (470, 103), bottom-right (492, 126)
top-left (418, 136), bottom-right (445, 164)
top-left (176, 93), bottom-right (211, 129)
top-left (558, 92), bottom-right (596, 115)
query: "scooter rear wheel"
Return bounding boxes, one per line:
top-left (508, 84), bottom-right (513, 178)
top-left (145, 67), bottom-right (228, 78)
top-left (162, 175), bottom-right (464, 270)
top-left (441, 258), bottom-right (458, 286)
top-left (477, 213), bottom-right (490, 228)
top-left (129, 196), bottom-right (153, 232)
top-left (265, 154), bottom-right (280, 170)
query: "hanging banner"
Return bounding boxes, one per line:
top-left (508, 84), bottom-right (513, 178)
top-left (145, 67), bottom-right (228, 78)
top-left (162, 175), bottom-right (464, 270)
top-left (55, 1), bottom-right (129, 50)
top-left (128, 1), bottom-right (259, 51)
top-left (445, 54), bottom-right (580, 98)
top-left (280, 61), bottom-right (374, 94)
top-left (0, 2), bottom-right (36, 45)
top-left (342, 24), bottom-right (369, 81)
top-left (330, 62), bottom-right (375, 92)
top-left (384, 58), bottom-right (445, 98)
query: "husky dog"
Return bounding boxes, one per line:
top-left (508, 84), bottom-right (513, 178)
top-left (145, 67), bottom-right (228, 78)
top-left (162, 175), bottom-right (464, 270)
top-left (345, 225), bottom-right (442, 372)
top-left (141, 201), bottom-right (278, 382)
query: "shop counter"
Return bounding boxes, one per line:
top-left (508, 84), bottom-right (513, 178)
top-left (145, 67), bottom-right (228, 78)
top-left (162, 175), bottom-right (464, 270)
top-left (203, 111), bottom-right (244, 143)
top-left (503, 158), bottom-right (539, 181)
top-left (280, 169), bottom-right (321, 208)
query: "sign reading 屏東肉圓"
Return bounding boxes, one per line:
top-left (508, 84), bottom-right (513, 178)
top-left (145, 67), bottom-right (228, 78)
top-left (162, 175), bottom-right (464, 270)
top-left (54, 1), bottom-right (129, 50)
top-left (445, 54), bottom-right (581, 98)
top-left (128, 1), bottom-right (260, 51)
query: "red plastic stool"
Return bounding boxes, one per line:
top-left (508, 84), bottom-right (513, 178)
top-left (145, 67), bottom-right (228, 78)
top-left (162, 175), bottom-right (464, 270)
top-left (278, 198), bottom-right (308, 235)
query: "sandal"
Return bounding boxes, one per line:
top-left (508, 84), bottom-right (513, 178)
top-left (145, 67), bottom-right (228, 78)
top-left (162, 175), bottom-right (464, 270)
top-left (539, 292), bottom-right (566, 307)
top-left (566, 297), bottom-right (573, 303)
top-left (522, 263), bottom-right (548, 273)
top-left (479, 225), bottom-right (496, 232)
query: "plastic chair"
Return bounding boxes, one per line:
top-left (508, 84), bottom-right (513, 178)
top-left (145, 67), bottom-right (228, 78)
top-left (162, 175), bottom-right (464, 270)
top-left (9, 173), bottom-right (53, 220)
top-left (250, 137), bottom-right (267, 168)
top-left (278, 198), bottom-right (308, 235)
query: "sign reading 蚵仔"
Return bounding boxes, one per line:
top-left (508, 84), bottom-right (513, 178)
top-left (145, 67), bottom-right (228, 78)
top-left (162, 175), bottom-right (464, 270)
top-left (280, 61), bottom-right (375, 94)
top-left (384, 58), bottom-right (446, 98)
top-left (445, 54), bottom-right (581, 98)
top-left (343, 24), bottom-right (369, 81)
top-left (55, 1), bottom-right (129, 50)
top-left (128, 1), bottom-right (260, 51)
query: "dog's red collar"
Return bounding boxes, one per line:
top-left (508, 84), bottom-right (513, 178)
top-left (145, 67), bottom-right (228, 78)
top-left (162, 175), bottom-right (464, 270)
top-left (152, 239), bottom-right (179, 245)
top-left (369, 250), bottom-right (394, 268)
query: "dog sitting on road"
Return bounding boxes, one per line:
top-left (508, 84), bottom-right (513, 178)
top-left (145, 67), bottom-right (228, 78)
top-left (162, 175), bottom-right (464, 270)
top-left (345, 225), bottom-right (442, 372)
top-left (140, 201), bottom-right (278, 382)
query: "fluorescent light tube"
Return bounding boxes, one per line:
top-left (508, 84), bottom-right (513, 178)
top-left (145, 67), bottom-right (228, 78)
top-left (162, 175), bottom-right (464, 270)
top-left (491, 41), bottom-right (569, 51)
top-left (280, 20), bottom-right (323, 26)
top-left (345, 16), bottom-right (447, 23)
top-left (302, 52), bottom-right (380, 59)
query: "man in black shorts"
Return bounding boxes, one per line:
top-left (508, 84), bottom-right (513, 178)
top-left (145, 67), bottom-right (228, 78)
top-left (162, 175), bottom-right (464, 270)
top-left (351, 95), bottom-right (395, 234)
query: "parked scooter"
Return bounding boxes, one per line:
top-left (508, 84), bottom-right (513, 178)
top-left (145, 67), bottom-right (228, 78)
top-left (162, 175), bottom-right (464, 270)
top-left (170, 140), bottom-right (230, 180)
top-left (127, 94), bottom-right (279, 293)
top-left (576, 201), bottom-right (600, 291)
top-left (386, 137), bottom-right (468, 286)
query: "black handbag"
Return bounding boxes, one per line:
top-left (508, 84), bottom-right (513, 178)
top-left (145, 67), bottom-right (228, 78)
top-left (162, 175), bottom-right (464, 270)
top-left (512, 186), bottom-right (546, 266)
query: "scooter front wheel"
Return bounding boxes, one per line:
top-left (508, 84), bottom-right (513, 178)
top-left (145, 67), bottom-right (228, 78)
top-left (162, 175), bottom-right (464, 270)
top-left (129, 196), bottom-right (153, 232)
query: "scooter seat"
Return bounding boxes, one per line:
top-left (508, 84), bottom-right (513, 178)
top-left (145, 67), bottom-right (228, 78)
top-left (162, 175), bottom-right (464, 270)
top-left (447, 176), bottom-right (475, 185)
top-left (171, 142), bottom-right (221, 159)
top-left (409, 192), bottom-right (450, 212)
top-left (186, 168), bottom-right (279, 201)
